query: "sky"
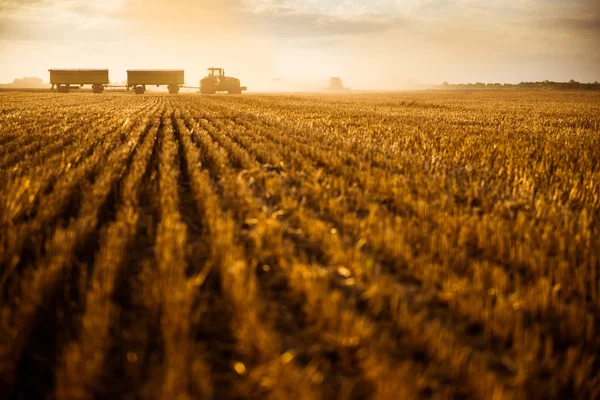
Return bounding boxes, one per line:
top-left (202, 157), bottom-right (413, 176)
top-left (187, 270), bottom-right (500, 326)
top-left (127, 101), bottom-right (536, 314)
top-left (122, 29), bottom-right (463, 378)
top-left (0, 0), bottom-right (599, 90)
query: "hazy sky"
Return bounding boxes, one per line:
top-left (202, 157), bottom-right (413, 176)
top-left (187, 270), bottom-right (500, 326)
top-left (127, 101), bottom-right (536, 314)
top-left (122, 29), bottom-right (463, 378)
top-left (0, 0), bottom-right (599, 89)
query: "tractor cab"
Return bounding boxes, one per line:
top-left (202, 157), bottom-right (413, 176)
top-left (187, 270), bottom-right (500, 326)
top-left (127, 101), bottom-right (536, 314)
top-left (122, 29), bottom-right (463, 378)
top-left (207, 68), bottom-right (224, 78)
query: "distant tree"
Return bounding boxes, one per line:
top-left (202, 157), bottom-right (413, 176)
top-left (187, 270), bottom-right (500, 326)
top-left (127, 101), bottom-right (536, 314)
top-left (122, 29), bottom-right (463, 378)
top-left (328, 77), bottom-right (344, 90)
top-left (326, 77), bottom-right (348, 91)
top-left (11, 77), bottom-right (45, 88)
top-left (435, 79), bottom-right (599, 91)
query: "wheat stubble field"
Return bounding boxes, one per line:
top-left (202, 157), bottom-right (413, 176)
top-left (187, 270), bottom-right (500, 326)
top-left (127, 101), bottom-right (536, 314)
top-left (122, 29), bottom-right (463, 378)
top-left (0, 91), bottom-right (599, 400)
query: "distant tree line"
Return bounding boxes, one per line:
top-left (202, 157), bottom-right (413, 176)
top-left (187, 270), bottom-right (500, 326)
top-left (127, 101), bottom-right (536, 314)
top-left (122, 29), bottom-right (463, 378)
top-left (437, 80), bottom-right (600, 91)
top-left (10, 77), bottom-right (46, 88)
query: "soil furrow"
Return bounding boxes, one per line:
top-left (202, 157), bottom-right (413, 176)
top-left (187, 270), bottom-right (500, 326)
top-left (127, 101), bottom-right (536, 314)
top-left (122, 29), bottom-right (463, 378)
top-left (2, 92), bottom-right (599, 399)
top-left (0, 98), bottom-right (158, 398)
top-left (0, 100), bottom-right (162, 298)
top-left (96, 99), bottom-right (166, 400)
top-left (176, 108), bottom-right (320, 399)
top-left (179, 107), bottom-right (519, 397)
top-left (55, 97), bottom-right (161, 399)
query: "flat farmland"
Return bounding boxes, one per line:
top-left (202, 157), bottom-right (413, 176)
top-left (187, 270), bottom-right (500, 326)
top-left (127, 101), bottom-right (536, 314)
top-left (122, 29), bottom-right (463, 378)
top-left (1, 91), bottom-right (599, 399)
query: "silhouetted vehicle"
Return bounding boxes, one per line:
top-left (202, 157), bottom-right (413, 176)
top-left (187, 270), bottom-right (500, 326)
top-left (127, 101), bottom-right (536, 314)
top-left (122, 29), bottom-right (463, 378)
top-left (127, 70), bottom-right (184, 94)
top-left (325, 77), bottom-right (349, 91)
top-left (200, 68), bottom-right (246, 94)
top-left (49, 69), bottom-right (109, 93)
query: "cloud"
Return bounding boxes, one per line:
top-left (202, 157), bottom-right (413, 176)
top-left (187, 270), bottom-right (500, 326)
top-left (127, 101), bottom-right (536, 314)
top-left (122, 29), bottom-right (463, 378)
top-left (0, 0), bottom-right (599, 84)
top-left (0, 0), bottom-right (123, 40)
top-left (121, 0), bottom-right (403, 38)
top-left (0, 0), bottom-right (42, 10)
top-left (65, 1), bottom-right (121, 18)
top-left (244, 9), bottom-right (405, 37)
top-left (2, 0), bottom-right (595, 43)
top-left (534, 15), bottom-right (600, 31)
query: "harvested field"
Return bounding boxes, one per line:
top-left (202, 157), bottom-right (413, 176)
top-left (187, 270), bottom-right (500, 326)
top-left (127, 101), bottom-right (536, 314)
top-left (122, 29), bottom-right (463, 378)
top-left (1, 91), bottom-right (599, 399)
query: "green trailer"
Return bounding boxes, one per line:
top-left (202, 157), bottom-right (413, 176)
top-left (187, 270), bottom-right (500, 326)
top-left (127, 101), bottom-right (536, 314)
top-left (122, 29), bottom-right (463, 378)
top-left (49, 69), bottom-right (109, 93)
top-left (126, 70), bottom-right (185, 94)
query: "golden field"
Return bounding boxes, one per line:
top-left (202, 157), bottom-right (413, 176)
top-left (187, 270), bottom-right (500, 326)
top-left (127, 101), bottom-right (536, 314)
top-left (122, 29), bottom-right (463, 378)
top-left (0, 91), bottom-right (599, 399)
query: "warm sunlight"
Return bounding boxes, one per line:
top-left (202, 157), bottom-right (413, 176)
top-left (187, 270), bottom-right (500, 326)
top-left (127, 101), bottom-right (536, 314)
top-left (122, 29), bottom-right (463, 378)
top-left (2, 2), bottom-right (600, 400)
top-left (1, 0), bottom-right (598, 89)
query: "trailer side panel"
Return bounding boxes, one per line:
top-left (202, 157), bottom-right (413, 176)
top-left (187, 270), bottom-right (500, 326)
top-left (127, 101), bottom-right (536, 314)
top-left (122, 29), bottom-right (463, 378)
top-left (127, 70), bottom-right (185, 86)
top-left (49, 69), bottom-right (109, 85)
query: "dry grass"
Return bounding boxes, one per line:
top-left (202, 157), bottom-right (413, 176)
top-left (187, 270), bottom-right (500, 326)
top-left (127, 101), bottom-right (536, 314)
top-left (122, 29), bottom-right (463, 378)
top-left (0, 91), bottom-right (599, 399)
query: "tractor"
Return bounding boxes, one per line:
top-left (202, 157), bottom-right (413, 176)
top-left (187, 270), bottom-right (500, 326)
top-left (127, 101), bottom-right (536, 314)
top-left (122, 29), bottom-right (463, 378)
top-left (200, 67), bottom-right (247, 94)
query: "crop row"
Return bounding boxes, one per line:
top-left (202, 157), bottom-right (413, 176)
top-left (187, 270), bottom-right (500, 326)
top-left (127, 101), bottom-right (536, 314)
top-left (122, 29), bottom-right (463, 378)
top-left (0, 91), bottom-right (599, 399)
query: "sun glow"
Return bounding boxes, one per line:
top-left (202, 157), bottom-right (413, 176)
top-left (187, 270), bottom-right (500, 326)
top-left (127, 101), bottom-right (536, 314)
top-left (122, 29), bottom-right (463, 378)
top-left (1, 0), bottom-right (599, 88)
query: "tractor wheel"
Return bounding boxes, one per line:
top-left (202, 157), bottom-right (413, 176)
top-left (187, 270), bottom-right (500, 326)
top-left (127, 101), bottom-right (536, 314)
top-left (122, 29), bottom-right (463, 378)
top-left (200, 81), bottom-right (216, 94)
top-left (228, 87), bottom-right (242, 95)
top-left (92, 84), bottom-right (104, 94)
top-left (134, 86), bottom-right (145, 95)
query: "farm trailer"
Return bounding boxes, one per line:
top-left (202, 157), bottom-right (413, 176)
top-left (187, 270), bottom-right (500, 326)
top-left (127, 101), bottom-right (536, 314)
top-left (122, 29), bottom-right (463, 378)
top-left (49, 69), bottom-right (109, 93)
top-left (127, 70), bottom-right (185, 94)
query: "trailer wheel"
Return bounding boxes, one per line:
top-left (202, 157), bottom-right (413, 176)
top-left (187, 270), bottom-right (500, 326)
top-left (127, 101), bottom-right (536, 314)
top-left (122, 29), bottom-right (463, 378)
top-left (134, 85), bottom-right (145, 95)
top-left (168, 84), bottom-right (179, 95)
top-left (57, 84), bottom-right (70, 93)
top-left (92, 84), bottom-right (104, 94)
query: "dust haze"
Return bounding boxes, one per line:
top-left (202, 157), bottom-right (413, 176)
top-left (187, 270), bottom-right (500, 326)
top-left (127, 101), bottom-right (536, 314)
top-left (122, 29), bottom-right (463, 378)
top-left (1, 0), bottom-right (599, 90)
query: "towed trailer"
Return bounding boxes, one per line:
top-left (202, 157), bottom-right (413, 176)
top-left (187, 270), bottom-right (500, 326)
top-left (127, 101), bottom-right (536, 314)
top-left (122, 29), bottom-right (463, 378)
top-left (127, 70), bottom-right (184, 94)
top-left (49, 69), bottom-right (109, 93)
